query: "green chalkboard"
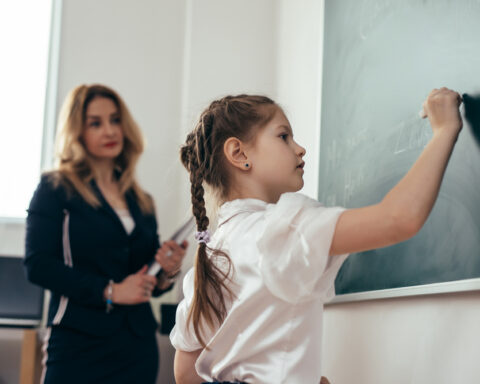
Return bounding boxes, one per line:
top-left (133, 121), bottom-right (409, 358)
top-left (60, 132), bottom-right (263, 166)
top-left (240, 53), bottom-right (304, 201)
top-left (319, 0), bottom-right (480, 299)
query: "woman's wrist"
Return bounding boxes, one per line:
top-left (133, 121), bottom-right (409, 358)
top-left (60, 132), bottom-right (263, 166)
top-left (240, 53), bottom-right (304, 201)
top-left (157, 270), bottom-right (180, 289)
top-left (104, 279), bottom-right (114, 313)
top-left (156, 274), bottom-right (171, 289)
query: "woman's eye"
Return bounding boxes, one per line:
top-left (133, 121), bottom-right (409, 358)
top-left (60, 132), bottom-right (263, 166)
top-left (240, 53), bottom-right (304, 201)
top-left (112, 117), bottom-right (121, 125)
top-left (89, 121), bottom-right (100, 127)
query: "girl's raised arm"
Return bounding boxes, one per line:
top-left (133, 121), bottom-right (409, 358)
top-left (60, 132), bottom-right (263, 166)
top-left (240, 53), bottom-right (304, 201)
top-left (329, 88), bottom-right (463, 256)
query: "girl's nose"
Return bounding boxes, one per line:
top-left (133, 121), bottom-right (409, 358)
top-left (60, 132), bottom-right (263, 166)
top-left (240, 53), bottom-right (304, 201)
top-left (297, 143), bottom-right (306, 157)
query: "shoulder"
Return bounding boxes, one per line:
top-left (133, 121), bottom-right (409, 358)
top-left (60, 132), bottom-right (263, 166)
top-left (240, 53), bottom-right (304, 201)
top-left (263, 193), bottom-right (323, 220)
top-left (276, 192), bottom-right (323, 208)
top-left (36, 171), bottom-right (66, 196)
top-left (28, 171), bottom-right (68, 215)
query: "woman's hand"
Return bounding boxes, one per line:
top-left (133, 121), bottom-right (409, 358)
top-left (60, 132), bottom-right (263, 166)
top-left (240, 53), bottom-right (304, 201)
top-left (155, 240), bottom-right (188, 289)
top-left (155, 240), bottom-right (188, 277)
top-left (111, 265), bottom-right (157, 305)
top-left (423, 87), bottom-right (463, 137)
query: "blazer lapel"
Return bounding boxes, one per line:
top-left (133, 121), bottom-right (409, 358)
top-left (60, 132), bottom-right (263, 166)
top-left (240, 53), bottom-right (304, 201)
top-left (125, 190), bottom-right (142, 238)
top-left (90, 179), bottom-right (129, 237)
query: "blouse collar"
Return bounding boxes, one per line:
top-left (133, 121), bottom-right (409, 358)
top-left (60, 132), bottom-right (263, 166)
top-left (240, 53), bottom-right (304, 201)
top-left (217, 198), bottom-right (269, 227)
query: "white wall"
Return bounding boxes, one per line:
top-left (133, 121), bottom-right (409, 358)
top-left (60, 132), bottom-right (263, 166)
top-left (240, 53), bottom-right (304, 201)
top-left (275, 0), bottom-right (324, 199)
top-left (56, 0), bottom-right (187, 242)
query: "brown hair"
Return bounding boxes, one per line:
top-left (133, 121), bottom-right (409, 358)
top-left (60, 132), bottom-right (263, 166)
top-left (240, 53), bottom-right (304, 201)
top-left (52, 84), bottom-right (153, 213)
top-left (180, 94), bottom-right (277, 346)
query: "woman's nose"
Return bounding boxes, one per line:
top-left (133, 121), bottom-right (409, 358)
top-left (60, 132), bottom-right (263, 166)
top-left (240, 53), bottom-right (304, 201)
top-left (104, 122), bottom-right (116, 135)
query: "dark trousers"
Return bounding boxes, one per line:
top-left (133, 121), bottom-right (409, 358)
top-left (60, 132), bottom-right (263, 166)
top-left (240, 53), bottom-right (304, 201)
top-left (43, 323), bottom-right (159, 384)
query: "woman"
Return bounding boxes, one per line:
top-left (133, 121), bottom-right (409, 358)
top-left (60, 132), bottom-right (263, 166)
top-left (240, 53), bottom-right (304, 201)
top-left (25, 84), bottom-right (186, 383)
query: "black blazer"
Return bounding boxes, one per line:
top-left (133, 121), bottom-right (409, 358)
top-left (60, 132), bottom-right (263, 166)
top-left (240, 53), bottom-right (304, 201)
top-left (24, 174), bottom-right (171, 337)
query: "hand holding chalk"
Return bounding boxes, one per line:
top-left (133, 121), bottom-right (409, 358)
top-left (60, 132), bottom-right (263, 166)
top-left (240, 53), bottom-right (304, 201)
top-left (419, 88), bottom-right (463, 120)
top-left (420, 88), bottom-right (463, 140)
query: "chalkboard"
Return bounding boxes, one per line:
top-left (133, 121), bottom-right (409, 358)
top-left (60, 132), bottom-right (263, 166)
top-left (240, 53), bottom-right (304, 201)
top-left (319, 0), bottom-right (480, 300)
top-left (0, 256), bottom-right (44, 326)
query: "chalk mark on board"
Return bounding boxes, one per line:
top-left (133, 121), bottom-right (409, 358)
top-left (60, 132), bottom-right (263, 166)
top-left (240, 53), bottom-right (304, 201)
top-left (394, 114), bottom-right (431, 154)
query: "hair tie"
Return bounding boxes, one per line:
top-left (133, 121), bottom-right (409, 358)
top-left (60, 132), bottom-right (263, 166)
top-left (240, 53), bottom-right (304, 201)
top-left (194, 230), bottom-right (211, 244)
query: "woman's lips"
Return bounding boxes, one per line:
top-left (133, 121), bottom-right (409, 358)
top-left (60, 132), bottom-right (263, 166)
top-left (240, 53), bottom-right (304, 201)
top-left (104, 142), bottom-right (118, 148)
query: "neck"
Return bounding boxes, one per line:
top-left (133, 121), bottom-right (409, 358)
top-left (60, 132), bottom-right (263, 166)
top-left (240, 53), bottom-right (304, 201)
top-left (226, 175), bottom-right (281, 204)
top-left (90, 158), bottom-right (116, 186)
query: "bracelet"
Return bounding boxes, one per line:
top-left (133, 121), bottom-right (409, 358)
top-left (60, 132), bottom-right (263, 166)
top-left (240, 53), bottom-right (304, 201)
top-left (106, 279), bottom-right (114, 314)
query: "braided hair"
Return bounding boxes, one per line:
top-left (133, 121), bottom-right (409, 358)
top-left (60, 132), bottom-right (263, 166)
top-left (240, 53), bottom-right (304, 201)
top-left (180, 95), bottom-right (277, 347)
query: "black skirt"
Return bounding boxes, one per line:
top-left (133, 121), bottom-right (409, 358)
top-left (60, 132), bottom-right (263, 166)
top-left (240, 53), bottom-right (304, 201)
top-left (42, 322), bottom-right (159, 384)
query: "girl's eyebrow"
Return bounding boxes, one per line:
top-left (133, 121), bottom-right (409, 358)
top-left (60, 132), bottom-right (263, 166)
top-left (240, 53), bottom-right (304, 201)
top-left (277, 124), bottom-right (293, 134)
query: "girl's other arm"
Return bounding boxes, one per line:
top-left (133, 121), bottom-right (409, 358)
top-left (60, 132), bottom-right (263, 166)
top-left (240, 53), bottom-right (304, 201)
top-left (174, 349), bottom-right (203, 384)
top-left (330, 88), bottom-right (463, 256)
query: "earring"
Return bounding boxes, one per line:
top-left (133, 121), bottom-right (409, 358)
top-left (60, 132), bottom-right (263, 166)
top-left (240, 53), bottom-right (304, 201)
top-left (245, 163), bottom-right (250, 168)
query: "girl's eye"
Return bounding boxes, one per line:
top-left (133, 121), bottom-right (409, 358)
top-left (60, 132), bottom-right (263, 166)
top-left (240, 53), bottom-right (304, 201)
top-left (280, 134), bottom-right (288, 141)
top-left (111, 117), bottom-right (121, 125)
top-left (89, 121), bottom-right (100, 128)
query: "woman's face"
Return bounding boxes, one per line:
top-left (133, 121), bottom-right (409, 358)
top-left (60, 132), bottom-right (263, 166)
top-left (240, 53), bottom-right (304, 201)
top-left (82, 97), bottom-right (124, 161)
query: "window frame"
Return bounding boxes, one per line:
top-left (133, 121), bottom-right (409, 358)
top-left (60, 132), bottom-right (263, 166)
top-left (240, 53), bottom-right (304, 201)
top-left (0, 0), bottom-right (62, 223)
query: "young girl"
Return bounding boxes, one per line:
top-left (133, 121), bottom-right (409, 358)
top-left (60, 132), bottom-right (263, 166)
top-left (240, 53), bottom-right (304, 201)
top-left (170, 89), bottom-right (462, 383)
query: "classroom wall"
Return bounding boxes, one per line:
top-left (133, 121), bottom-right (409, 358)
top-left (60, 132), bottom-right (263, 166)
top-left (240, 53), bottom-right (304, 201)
top-left (2, 1), bottom-right (479, 383)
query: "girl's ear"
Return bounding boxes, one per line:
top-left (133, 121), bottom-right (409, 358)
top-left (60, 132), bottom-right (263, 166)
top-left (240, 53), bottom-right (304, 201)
top-left (223, 137), bottom-right (251, 171)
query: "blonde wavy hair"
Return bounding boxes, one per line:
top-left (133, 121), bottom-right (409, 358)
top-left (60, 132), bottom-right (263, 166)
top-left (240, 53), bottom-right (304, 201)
top-left (52, 84), bottom-right (153, 214)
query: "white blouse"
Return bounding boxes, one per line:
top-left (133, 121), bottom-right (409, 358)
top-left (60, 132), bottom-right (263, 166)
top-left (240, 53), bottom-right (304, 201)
top-left (114, 208), bottom-right (135, 235)
top-left (170, 193), bottom-right (349, 383)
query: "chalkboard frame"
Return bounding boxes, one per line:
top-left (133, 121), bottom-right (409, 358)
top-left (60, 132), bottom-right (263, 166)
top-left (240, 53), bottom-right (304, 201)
top-left (319, 0), bottom-right (480, 303)
top-left (329, 278), bottom-right (480, 304)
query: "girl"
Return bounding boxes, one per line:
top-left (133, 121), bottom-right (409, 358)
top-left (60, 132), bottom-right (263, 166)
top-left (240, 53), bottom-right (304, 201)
top-left (170, 89), bottom-right (462, 383)
top-left (25, 84), bottom-right (187, 383)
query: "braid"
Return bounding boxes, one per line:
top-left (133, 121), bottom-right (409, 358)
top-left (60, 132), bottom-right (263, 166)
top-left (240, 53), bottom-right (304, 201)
top-left (189, 152), bottom-right (209, 232)
top-left (181, 111), bottom-right (233, 348)
top-left (180, 94), bottom-right (277, 347)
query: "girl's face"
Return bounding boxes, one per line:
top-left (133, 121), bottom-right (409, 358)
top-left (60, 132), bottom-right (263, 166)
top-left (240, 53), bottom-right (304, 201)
top-left (82, 97), bottom-right (124, 161)
top-left (246, 108), bottom-right (306, 203)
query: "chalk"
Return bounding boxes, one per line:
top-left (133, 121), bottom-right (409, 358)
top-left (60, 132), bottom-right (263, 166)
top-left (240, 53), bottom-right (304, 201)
top-left (419, 108), bottom-right (428, 119)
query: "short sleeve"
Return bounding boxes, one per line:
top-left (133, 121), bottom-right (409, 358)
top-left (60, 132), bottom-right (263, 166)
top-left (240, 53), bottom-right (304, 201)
top-left (257, 193), bottom-right (348, 304)
top-left (170, 268), bottom-right (203, 351)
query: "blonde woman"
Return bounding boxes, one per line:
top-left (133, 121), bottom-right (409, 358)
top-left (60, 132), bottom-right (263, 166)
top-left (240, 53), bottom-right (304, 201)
top-left (25, 84), bottom-right (187, 384)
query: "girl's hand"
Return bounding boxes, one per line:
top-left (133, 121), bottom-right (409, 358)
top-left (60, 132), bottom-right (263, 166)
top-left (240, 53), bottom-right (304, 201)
top-left (112, 265), bottom-right (157, 304)
top-left (423, 87), bottom-right (463, 137)
top-left (155, 240), bottom-right (188, 278)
